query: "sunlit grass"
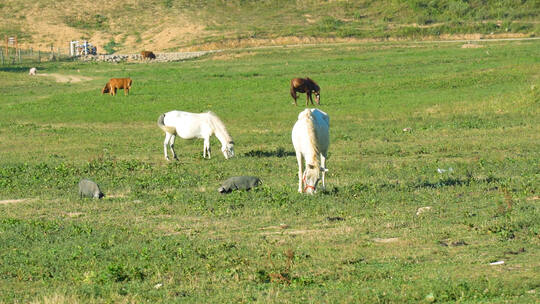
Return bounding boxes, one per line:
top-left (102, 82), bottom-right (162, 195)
top-left (0, 40), bottom-right (538, 303)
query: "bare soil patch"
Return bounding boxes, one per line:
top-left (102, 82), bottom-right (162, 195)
top-left (37, 73), bottom-right (92, 83)
top-left (0, 198), bottom-right (35, 205)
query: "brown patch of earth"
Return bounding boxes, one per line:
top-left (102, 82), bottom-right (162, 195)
top-left (373, 237), bottom-right (399, 243)
top-left (37, 73), bottom-right (92, 83)
top-left (0, 198), bottom-right (35, 205)
top-left (461, 43), bottom-right (484, 48)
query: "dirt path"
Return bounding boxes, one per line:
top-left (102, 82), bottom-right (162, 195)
top-left (0, 198), bottom-right (35, 205)
top-left (37, 73), bottom-right (92, 83)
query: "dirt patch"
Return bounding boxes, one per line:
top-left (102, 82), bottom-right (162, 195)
top-left (0, 198), bottom-right (35, 205)
top-left (260, 229), bottom-right (323, 236)
top-left (461, 43), bottom-right (484, 48)
top-left (373, 237), bottom-right (399, 243)
top-left (37, 73), bottom-right (92, 83)
top-left (209, 51), bottom-right (257, 61)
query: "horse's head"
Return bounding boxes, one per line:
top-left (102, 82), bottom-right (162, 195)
top-left (222, 141), bottom-right (235, 159)
top-left (102, 84), bottom-right (110, 94)
top-left (303, 164), bottom-right (327, 194)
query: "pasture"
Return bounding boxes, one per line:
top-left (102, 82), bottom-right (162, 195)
top-left (0, 40), bottom-right (539, 303)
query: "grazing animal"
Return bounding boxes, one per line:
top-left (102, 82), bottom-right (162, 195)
top-left (292, 108), bottom-right (329, 194)
top-left (102, 78), bottom-right (132, 96)
top-left (218, 176), bottom-right (261, 193)
top-left (290, 77), bottom-right (320, 106)
top-left (157, 110), bottom-right (235, 161)
top-left (29, 67), bottom-right (37, 75)
top-left (78, 179), bottom-right (104, 199)
top-left (141, 51), bottom-right (156, 60)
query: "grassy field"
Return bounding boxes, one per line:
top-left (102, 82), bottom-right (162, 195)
top-left (1, 0), bottom-right (539, 52)
top-left (0, 40), bottom-right (539, 303)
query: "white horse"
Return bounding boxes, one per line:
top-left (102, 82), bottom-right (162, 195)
top-left (157, 110), bottom-right (235, 161)
top-left (292, 108), bottom-right (329, 194)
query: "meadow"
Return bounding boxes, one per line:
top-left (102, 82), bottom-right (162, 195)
top-left (0, 40), bottom-right (539, 303)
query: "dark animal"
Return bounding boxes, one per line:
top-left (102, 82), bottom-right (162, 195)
top-left (141, 51), bottom-right (156, 60)
top-left (290, 77), bottom-right (320, 106)
top-left (102, 78), bottom-right (133, 96)
top-left (218, 176), bottom-right (261, 193)
top-left (78, 179), bottom-right (104, 199)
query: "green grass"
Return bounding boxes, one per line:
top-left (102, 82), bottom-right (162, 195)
top-left (0, 40), bottom-right (539, 303)
top-left (1, 0), bottom-right (539, 51)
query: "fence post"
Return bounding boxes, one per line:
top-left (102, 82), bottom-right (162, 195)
top-left (18, 48), bottom-right (21, 64)
top-left (0, 48), bottom-right (3, 65)
top-left (38, 50), bottom-right (41, 63)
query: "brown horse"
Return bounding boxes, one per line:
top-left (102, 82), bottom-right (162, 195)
top-left (102, 78), bottom-right (133, 96)
top-left (141, 51), bottom-right (156, 60)
top-left (290, 77), bottom-right (320, 106)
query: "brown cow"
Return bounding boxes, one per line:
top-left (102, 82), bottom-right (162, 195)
top-left (141, 51), bottom-right (156, 60)
top-left (102, 78), bottom-right (133, 96)
top-left (290, 77), bottom-right (320, 106)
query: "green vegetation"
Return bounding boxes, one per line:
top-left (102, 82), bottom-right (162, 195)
top-left (184, 0), bottom-right (540, 43)
top-left (0, 40), bottom-right (539, 303)
top-left (0, 0), bottom-right (539, 51)
top-left (63, 13), bottom-right (109, 31)
top-left (103, 39), bottom-right (121, 55)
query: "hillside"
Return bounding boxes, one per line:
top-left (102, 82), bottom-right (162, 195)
top-left (1, 0), bottom-right (539, 53)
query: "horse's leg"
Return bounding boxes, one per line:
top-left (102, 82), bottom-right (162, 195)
top-left (203, 137), bottom-right (211, 159)
top-left (203, 139), bottom-right (207, 158)
top-left (296, 152), bottom-right (303, 193)
top-left (169, 134), bottom-right (178, 160)
top-left (204, 137), bottom-right (212, 159)
top-left (290, 88), bottom-right (298, 106)
top-left (320, 153), bottom-right (327, 190)
top-left (307, 91), bottom-right (313, 106)
top-left (163, 133), bottom-right (172, 161)
top-left (124, 87), bottom-right (129, 96)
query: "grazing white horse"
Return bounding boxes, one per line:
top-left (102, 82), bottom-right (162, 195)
top-left (29, 67), bottom-right (37, 75)
top-left (157, 110), bottom-right (235, 161)
top-left (292, 108), bottom-right (329, 194)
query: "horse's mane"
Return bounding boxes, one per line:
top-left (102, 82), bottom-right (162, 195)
top-left (205, 111), bottom-right (233, 144)
top-left (300, 110), bottom-right (320, 167)
top-left (306, 77), bottom-right (320, 91)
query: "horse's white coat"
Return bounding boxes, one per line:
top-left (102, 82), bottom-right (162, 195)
top-left (29, 67), bottom-right (37, 75)
top-left (292, 108), bottom-right (329, 194)
top-left (158, 110), bottom-right (234, 161)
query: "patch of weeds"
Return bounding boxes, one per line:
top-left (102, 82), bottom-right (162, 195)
top-left (103, 39), bottom-right (121, 55)
top-left (64, 14), bottom-right (109, 31)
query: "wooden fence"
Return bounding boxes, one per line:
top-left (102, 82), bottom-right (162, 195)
top-left (0, 47), bottom-right (71, 65)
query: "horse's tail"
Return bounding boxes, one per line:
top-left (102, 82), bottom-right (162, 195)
top-left (290, 79), bottom-right (298, 99)
top-left (290, 86), bottom-right (297, 99)
top-left (157, 113), bottom-right (177, 134)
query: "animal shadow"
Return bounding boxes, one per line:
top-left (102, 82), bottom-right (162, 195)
top-left (244, 147), bottom-right (295, 158)
top-left (1, 66), bottom-right (36, 72)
